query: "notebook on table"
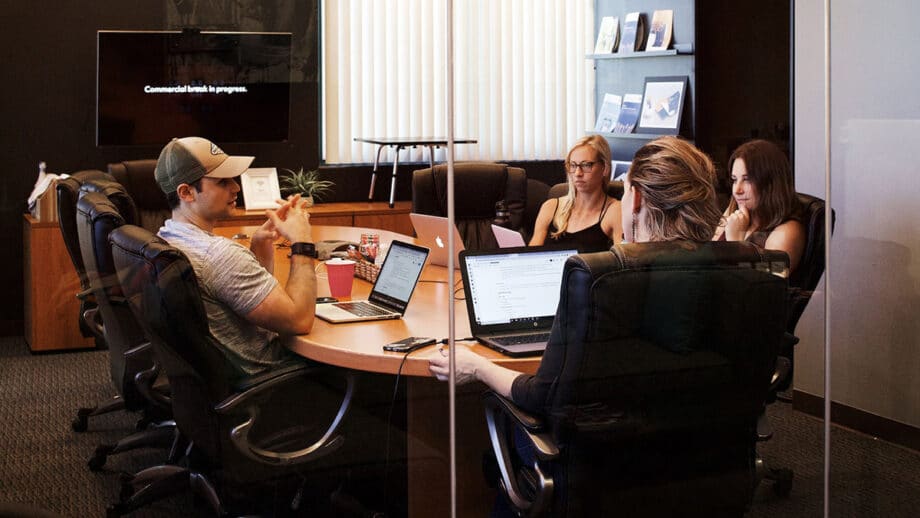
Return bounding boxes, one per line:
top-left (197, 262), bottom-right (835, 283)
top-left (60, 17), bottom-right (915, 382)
top-left (491, 224), bottom-right (526, 248)
top-left (315, 240), bottom-right (430, 324)
top-left (410, 213), bottom-right (466, 267)
top-left (459, 246), bottom-right (578, 357)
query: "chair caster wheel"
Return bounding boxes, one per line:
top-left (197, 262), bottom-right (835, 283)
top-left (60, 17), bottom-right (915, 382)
top-left (771, 468), bottom-right (793, 496)
top-left (72, 410), bottom-right (90, 432)
top-left (88, 444), bottom-right (114, 471)
top-left (106, 504), bottom-right (124, 518)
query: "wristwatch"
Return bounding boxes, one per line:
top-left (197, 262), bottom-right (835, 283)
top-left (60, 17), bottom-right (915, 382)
top-left (290, 242), bottom-right (318, 258)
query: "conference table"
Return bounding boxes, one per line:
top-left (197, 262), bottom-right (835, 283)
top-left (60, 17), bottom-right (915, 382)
top-left (215, 224), bottom-right (541, 517)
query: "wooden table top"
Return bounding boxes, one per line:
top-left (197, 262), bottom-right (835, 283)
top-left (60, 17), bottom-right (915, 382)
top-left (214, 225), bottom-right (540, 377)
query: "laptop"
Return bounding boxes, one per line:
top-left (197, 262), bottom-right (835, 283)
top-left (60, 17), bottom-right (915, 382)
top-left (459, 246), bottom-right (577, 357)
top-left (491, 224), bottom-right (526, 248)
top-left (315, 240), bottom-right (430, 324)
top-left (410, 213), bottom-right (465, 267)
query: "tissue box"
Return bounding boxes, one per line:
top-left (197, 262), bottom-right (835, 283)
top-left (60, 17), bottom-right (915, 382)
top-left (31, 180), bottom-right (59, 222)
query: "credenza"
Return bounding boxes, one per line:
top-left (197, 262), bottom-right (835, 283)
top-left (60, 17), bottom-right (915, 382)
top-left (23, 201), bottom-right (412, 352)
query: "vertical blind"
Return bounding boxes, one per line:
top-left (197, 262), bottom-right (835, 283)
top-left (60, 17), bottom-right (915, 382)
top-left (322, 0), bottom-right (595, 164)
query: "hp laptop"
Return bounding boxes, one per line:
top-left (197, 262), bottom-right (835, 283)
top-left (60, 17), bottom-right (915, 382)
top-left (460, 246), bottom-right (577, 357)
top-left (410, 213), bottom-right (465, 267)
top-left (491, 224), bottom-right (526, 248)
top-left (315, 240), bottom-right (430, 324)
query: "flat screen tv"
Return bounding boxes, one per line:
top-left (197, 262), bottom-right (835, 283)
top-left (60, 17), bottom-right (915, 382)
top-left (97, 30), bottom-right (292, 146)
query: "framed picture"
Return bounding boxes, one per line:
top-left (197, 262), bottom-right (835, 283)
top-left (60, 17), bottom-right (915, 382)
top-left (637, 76), bottom-right (688, 134)
top-left (240, 167), bottom-right (282, 210)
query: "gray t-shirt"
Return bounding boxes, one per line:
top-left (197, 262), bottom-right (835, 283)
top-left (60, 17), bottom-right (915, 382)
top-left (159, 219), bottom-right (290, 375)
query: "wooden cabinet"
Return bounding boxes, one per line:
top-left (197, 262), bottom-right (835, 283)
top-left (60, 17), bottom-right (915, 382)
top-left (23, 215), bottom-right (95, 352)
top-left (23, 201), bottom-right (412, 352)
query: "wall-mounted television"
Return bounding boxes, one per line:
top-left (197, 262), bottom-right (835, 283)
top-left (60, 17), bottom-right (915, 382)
top-left (97, 29), bottom-right (292, 146)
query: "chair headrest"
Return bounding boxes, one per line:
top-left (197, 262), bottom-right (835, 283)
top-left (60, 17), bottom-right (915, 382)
top-left (430, 162), bottom-right (513, 218)
top-left (548, 180), bottom-right (624, 200)
top-left (56, 170), bottom-right (114, 285)
top-left (79, 178), bottom-right (138, 226)
top-left (108, 159), bottom-right (168, 211)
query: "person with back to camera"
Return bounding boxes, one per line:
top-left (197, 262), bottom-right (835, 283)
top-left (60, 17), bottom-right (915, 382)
top-left (529, 135), bottom-right (623, 252)
top-left (428, 136), bottom-right (721, 412)
top-left (155, 136), bottom-right (319, 376)
top-left (713, 139), bottom-right (805, 274)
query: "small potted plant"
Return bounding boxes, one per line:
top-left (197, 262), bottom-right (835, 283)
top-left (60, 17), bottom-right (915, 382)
top-left (279, 167), bottom-right (335, 206)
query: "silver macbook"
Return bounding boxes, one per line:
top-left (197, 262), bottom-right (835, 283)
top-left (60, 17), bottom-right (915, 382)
top-left (491, 224), bottom-right (526, 248)
top-left (315, 240), bottom-right (429, 324)
top-left (409, 213), bottom-right (465, 267)
top-left (460, 246), bottom-right (577, 357)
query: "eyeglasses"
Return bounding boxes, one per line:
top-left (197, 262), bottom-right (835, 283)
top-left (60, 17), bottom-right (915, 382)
top-left (568, 161), bottom-right (597, 174)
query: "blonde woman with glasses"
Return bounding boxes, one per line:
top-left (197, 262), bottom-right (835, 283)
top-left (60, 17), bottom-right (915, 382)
top-left (529, 135), bottom-right (623, 251)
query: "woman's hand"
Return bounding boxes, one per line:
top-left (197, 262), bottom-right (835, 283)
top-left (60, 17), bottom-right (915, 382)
top-left (428, 345), bottom-right (488, 385)
top-left (723, 205), bottom-right (751, 241)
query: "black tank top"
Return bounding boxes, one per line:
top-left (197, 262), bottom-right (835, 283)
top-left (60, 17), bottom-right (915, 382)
top-left (548, 197), bottom-right (613, 253)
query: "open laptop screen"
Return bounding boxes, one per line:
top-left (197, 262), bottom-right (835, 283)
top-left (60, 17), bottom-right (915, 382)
top-left (368, 240), bottom-right (429, 312)
top-left (462, 247), bottom-right (576, 328)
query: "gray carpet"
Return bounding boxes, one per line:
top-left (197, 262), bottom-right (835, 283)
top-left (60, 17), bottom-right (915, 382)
top-left (2, 334), bottom-right (920, 517)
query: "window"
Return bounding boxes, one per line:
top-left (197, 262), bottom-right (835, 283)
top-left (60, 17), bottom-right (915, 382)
top-left (322, 0), bottom-right (594, 164)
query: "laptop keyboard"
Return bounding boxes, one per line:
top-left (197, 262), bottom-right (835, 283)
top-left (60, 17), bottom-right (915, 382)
top-left (492, 332), bottom-right (551, 346)
top-left (336, 301), bottom-right (393, 317)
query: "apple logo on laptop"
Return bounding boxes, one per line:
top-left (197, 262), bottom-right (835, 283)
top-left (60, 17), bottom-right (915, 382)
top-left (435, 235), bottom-right (445, 248)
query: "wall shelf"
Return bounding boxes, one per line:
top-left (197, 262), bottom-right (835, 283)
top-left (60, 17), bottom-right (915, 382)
top-left (586, 48), bottom-right (691, 60)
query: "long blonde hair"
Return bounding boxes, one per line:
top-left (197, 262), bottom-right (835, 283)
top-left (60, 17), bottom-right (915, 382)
top-left (551, 135), bottom-right (612, 238)
top-left (627, 136), bottom-right (720, 242)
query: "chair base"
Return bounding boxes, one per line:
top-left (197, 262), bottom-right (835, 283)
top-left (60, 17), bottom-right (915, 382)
top-left (88, 422), bottom-right (178, 471)
top-left (72, 396), bottom-right (125, 432)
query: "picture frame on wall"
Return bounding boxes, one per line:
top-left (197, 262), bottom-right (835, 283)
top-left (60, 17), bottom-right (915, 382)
top-left (240, 167), bottom-right (282, 210)
top-left (637, 76), bottom-right (688, 134)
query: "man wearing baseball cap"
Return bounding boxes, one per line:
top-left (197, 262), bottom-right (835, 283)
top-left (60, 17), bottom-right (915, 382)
top-left (155, 137), bottom-right (319, 375)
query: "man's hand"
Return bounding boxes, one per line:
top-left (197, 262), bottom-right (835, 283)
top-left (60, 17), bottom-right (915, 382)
top-left (250, 219), bottom-right (279, 272)
top-left (268, 194), bottom-right (314, 244)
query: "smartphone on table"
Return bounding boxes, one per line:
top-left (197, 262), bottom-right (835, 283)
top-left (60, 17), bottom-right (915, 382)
top-left (383, 336), bottom-right (437, 353)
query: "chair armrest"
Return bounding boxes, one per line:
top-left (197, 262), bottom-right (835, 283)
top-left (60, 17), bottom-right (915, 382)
top-left (215, 366), bottom-right (356, 467)
top-left (483, 391), bottom-right (559, 516)
top-left (769, 356), bottom-right (792, 393)
top-left (128, 342), bottom-right (171, 409)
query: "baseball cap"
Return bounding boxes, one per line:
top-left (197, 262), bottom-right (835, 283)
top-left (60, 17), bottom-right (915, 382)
top-left (154, 137), bottom-right (255, 194)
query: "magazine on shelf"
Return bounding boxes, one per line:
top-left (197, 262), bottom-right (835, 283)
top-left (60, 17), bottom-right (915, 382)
top-left (620, 12), bottom-right (646, 53)
top-left (612, 160), bottom-right (632, 181)
top-left (647, 10), bottom-right (674, 51)
top-left (593, 16), bottom-right (620, 54)
top-left (594, 93), bottom-right (622, 133)
top-left (613, 94), bottom-right (643, 133)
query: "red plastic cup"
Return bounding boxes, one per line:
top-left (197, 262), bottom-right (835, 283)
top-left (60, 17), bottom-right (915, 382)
top-left (325, 258), bottom-right (356, 298)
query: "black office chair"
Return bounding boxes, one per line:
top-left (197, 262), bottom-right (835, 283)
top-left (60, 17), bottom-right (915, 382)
top-left (56, 169), bottom-right (113, 352)
top-left (757, 192), bottom-right (835, 496)
top-left (483, 241), bottom-right (789, 517)
top-left (546, 179), bottom-right (624, 200)
top-left (76, 190), bottom-right (175, 470)
top-left (108, 159), bottom-right (170, 233)
top-left (412, 162), bottom-right (527, 249)
top-left (108, 224), bottom-right (356, 516)
top-left (522, 179), bottom-right (551, 243)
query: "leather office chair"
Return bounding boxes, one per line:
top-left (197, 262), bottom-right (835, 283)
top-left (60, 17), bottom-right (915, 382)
top-left (108, 159), bottom-right (171, 232)
top-left (56, 169), bottom-right (112, 351)
top-left (483, 241), bottom-right (789, 517)
top-left (522, 179), bottom-right (551, 243)
top-left (107, 224), bottom-right (356, 516)
top-left (757, 192), bottom-right (835, 496)
top-left (76, 190), bottom-right (175, 470)
top-left (546, 179), bottom-right (625, 200)
top-left (412, 162), bottom-right (527, 249)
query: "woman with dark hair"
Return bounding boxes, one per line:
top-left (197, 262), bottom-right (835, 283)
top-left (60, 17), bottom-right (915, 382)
top-left (529, 135), bottom-right (623, 251)
top-left (713, 139), bottom-right (805, 273)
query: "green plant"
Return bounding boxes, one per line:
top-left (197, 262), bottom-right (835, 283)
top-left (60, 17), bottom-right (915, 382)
top-left (279, 168), bottom-right (335, 201)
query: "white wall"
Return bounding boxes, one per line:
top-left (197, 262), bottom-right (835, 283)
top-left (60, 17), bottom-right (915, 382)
top-left (795, 0), bottom-right (920, 427)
